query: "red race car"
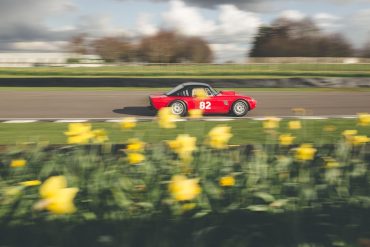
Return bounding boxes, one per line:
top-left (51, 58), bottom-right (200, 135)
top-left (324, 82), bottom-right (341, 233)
top-left (149, 82), bottom-right (256, 116)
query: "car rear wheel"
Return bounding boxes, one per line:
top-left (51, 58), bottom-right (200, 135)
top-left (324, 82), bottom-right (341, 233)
top-left (231, 100), bottom-right (249, 117)
top-left (170, 100), bottom-right (187, 116)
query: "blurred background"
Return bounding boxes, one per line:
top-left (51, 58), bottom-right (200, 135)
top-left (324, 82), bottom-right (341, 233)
top-left (1, 0), bottom-right (370, 66)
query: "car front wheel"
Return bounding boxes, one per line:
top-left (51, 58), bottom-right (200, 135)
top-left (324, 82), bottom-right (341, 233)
top-left (231, 100), bottom-right (249, 117)
top-left (170, 100), bottom-right (187, 116)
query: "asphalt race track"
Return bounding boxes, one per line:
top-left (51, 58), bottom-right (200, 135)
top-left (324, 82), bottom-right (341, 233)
top-left (0, 90), bottom-right (369, 119)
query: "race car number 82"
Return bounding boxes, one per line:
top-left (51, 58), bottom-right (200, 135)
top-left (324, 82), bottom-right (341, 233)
top-left (200, 101), bottom-right (211, 110)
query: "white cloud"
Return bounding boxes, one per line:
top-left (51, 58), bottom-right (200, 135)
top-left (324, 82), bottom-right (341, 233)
top-left (211, 43), bottom-right (248, 62)
top-left (314, 12), bottom-right (341, 31)
top-left (343, 8), bottom-right (370, 47)
top-left (136, 13), bottom-right (159, 36)
top-left (279, 10), bottom-right (306, 20)
top-left (162, 0), bottom-right (216, 36)
top-left (0, 0), bottom-right (77, 51)
top-left (76, 15), bottom-right (128, 37)
top-left (217, 5), bottom-right (261, 41)
top-left (160, 0), bottom-right (261, 61)
top-left (10, 41), bottom-right (68, 51)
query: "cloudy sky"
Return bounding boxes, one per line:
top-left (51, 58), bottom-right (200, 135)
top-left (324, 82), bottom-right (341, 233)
top-left (1, 0), bottom-right (370, 62)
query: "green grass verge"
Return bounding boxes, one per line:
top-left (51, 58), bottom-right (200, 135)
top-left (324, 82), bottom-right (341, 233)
top-left (1, 64), bottom-right (370, 78)
top-left (0, 119), bottom-right (367, 145)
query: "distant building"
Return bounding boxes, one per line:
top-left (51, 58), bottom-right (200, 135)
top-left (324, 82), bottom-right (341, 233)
top-left (0, 52), bottom-right (103, 67)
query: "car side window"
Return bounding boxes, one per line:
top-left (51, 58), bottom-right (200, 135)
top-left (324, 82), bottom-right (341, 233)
top-left (192, 87), bottom-right (212, 97)
top-left (205, 88), bottom-right (213, 96)
top-left (176, 89), bottom-right (190, 96)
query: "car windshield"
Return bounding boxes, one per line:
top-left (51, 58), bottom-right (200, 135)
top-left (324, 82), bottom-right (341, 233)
top-left (209, 87), bottom-right (219, 96)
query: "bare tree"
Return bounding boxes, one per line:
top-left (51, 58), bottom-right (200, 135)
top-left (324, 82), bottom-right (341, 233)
top-left (138, 31), bottom-right (182, 63)
top-left (67, 34), bottom-right (88, 54)
top-left (249, 18), bottom-right (353, 57)
top-left (361, 41), bottom-right (370, 57)
top-left (92, 36), bottom-right (133, 62)
top-left (138, 30), bottom-right (213, 63)
top-left (183, 37), bottom-right (213, 63)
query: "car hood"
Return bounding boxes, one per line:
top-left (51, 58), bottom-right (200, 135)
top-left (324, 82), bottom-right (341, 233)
top-left (219, 90), bottom-right (236, 96)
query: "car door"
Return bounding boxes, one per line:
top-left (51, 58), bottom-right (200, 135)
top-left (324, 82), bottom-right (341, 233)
top-left (191, 87), bottom-right (228, 114)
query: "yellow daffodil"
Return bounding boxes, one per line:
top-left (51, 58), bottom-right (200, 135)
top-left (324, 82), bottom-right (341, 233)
top-left (193, 88), bottom-right (209, 100)
top-left (324, 157), bottom-right (340, 169)
top-left (358, 113), bottom-right (370, 126)
top-left (181, 203), bottom-right (197, 212)
top-left (10, 159), bottom-right (27, 168)
top-left (188, 109), bottom-right (203, 119)
top-left (92, 129), bottom-right (109, 143)
top-left (288, 120), bottom-right (301, 130)
top-left (64, 123), bottom-right (94, 144)
top-left (126, 138), bottom-right (145, 152)
top-left (342, 129), bottom-right (358, 137)
top-left (40, 176), bottom-right (67, 198)
top-left (19, 180), bottom-right (41, 187)
top-left (169, 175), bottom-right (201, 201)
top-left (157, 107), bottom-right (179, 129)
top-left (295, 144), bottom-right (317, 161)
top-left (46, 188), bottom-right (79, 215)
top-left (64, 123), bottom-right (91, 136)
top-left (323, 125), bottom-right (336, 132)
top-left (208, 125), bottom-right (233, 149)
top-left (351, 135), bottom-right (369, 146)
top-left (279, 134), bottom-right (295, 146)
top-left (263, 117), bottom-right (280, 129)
top-left (342, 130), bottom-right (359, 144)
top-left (39, 176), bottom-right (78, 215)
top-left (219, 176), bottom-right (235, 187)
top-left (167, 134), bottom-right (197, 163)
top-left (127, 153), bottom-right (145, 164)
top-left (120, 117), bottom-right (137, 129)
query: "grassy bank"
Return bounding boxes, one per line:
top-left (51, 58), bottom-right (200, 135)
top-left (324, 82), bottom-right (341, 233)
top-left (1, 64), bottom-right (370, 78)
top-left (0, 118), bottom-right (368, 145)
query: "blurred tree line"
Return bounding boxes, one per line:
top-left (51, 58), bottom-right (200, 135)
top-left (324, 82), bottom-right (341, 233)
top-left (68, 18), bottom-right (370, 63)
top-left (249, 17), bottom-right (370, 58)
top-left (249, 18), bottom-right (354, 57)
top-left (68, 31), bottom-right (213, 63)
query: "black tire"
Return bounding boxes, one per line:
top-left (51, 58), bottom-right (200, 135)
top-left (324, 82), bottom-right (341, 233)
top-left (169, 100), bottom-right (187, 117)
top-left (231, 100), bottom-right (249, 117)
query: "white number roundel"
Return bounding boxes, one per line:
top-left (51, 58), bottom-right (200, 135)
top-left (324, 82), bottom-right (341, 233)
top-left (199, 101), bottom-right (211, 110)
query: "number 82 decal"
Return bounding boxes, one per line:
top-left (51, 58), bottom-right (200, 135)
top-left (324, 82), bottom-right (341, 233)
top-left (199, 101), bottom-right (211, 110)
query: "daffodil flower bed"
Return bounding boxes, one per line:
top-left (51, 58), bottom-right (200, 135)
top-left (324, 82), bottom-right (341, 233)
top-left (0, 113), bottom-right (369, 246)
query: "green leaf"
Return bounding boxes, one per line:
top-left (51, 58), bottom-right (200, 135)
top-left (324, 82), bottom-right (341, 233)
top-left (254, 192), bottom-right (275, 203)
top-left (247, 205), bottom-right (269, 212)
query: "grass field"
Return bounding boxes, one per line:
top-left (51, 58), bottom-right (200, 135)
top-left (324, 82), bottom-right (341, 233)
top-left (0, 118), bottom-right (368, 145)
top-left (1, 64), bottom-right (370, 78)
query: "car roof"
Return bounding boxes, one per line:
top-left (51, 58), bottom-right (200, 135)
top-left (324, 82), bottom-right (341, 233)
top-left (181, 82), bottom-right (211, 87)
top-left (165, 82), bottom-right (212, 96)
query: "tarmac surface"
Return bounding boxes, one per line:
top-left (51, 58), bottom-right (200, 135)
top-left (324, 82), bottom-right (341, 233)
top-left (0, 90), bottom-right (369, 118)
